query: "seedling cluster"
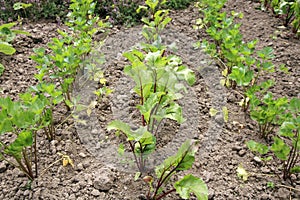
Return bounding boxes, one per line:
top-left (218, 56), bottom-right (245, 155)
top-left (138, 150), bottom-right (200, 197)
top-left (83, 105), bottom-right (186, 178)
top-left (195, 0), bottom-right (300, 186)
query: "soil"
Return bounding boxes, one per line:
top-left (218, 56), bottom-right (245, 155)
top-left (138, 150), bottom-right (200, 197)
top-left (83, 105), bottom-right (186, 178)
top-left (0, 0), bottom-right (300, 199)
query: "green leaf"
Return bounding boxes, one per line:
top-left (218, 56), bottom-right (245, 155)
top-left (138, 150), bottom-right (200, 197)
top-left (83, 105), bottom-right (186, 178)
top-left (0, 118), bottom-right (13, 134)
top-left (209, 107), bottom-right (218, 117)
top-left (175, 65), bottom-right (196, 86)
top-left (246, 140), bottom-right (269, 155)
top-left (174, 174), bottom-right (208, 200)
top-left (155, 140), bottom-right (195, 178)
top-left (279, 121), bottom-right (296, 137)
top-left (271, 137), bottom-right (290, 160)
top-left (13, 2), bottom-right (32, 10)
top-left (0, 42), bottom-right (16, 55)
top-left (290, 166), bottom-right (300, 174)
top-left (107, 120), bottom-right (133, 138)
top-left (0, 22), bottom-right (16, 30)
top-left (164, 102), bottom-right (185, 123)
top-left (222, 106), bottom-right (228, 122)
top-left (289, 97), bottom-right (300, 113)
top-left (5, 131), bottom-right (33, 159)
top-left (137, 92), bottom-right (161, 123)
top-left (134, 172), bottom-right (141, 181)
top-left (257, 47), bottom-right (274, 60)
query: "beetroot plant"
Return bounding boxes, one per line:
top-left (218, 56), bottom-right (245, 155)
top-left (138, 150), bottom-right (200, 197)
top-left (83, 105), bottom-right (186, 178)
top-left (108, 1), bottom-right (207, 199)
top-left (0, 94), bottom-right (50, 180)
top-left (247, 97), bottom-right (300, 184)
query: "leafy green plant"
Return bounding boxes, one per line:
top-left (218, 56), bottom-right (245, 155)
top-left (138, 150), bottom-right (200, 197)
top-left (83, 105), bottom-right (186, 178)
top-left (144, 140), bottom-right (208, 200)
top-left (195, 0), bottom-right (278, 113)
top-left (28, 83), bottom-right (64, 140)
top-left (259, 0), bottom-right (300, 36)
top-left (247, 97), bottom-right (300, 183)
top-left (0, 94), bottom-right (49, 180)
top-left (250, 92), bottom-right (289, 138)
top-left (0, 0), bottom-right (69, 22)
top-left (31, 0), bottom-right (109, 111)
top-left (108, 48), bottom-right (195, 172)
top-left (137, 0), bottom-right (172, 45)
top-left (164, 0), bottom-right (195, 10)
top-left (291, 0), bottom-right (300, 36)
top-left (0, 22), bottom-right (29, 76)
top-left (13, 2), bottom-right (32, 20)
top-left (107, 1), bottom-right (207, 198)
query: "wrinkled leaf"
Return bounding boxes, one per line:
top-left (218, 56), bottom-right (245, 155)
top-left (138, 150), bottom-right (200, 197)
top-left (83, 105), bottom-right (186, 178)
top-left (174, 174), bottom-right (208, 200)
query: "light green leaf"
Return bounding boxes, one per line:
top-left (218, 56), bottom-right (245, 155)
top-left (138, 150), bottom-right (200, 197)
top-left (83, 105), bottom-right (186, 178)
top-left (246, 140), bottom-right (269, 155)
top-left (13, 2), bottom-right (32, 10)
top-left (271, 137), bottom-right (290, 160)
top-left (175, 174), bottom-right (208, 200)
top-left (175, 65), bottom-right (196, 86)
top-left (237, 164), bottom-right (249, 181)
top-left (5, 131), bottom-right (33, 159)
top-left (0, 22), bottom-right (16, 30)
top-left (222, 106), bottom-right (228, 122)
top-left (209, 107), bottom-right (218, 117)
top-left (134, 172), bottom-right (141, 181)
top-left (107, 120), bottom-right (133, 139)
top-left (0, 42), bottom-right (16, 55)
top-left (155, 140), bottom-right (195, 178)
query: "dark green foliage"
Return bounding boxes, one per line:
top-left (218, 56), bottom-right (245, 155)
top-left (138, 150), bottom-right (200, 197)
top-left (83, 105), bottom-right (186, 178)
top-left (164, 0), bottom-right (195, 9)
top-left (0, 0), bottom-right (69, 22)
top-left (95, 0), bottom-right (146, 26)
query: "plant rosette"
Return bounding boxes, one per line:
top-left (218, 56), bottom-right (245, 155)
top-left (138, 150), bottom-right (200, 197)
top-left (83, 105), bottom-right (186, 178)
top-left (74, 27), bottom-right (226, 173)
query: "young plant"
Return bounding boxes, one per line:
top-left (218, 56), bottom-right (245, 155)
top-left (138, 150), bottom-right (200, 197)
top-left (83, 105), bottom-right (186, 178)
top-left (144, 140), bottom-right (208, 200)
top-left (28, 83), bottom-right (64, 140)
top-left (108, 2), bottom-right (206, 199)
top-left (13, 2), bottom-right (32, 21)
top-left (0, 94), bottom-right (49, 180)
top-left (108, 120), bottom-right (156, 173)
top-left (124, 49), bottom-right (195, 129)
top-left (31, 0), bottom-right (109, 111)
top-left (108, 48), bottom-right (195, 172)
top-left (291, 0), bottom-right (300, 36)
top-left (0, 22), bottom-right (29, 75)
top-left (137, 0), bottom-right (172, 45)
top-left (250, 92), bottom-right (289, 138)
top-left (247, 97), bottom-right (300, 184)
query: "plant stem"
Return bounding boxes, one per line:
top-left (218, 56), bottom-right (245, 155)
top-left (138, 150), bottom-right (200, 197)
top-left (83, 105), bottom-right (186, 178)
top-left (34, 130), bottom-right (38, 178)
top-left (22, 148), bottom-right (33, 180)
top-left (15, 157), bottom-right (33, 181)
top-left (156, 188), bottom-right (176, 200)
top-left (152, 148), bottom-right (189, 198)
top-left (128, 141), bottom-right (142, 173)
top-left (139, 75), bottom-right (146, 126)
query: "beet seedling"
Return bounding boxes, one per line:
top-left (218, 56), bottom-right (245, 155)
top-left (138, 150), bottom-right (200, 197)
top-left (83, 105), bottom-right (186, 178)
top-left (31, 0), bottom-right (109, 111)
top-left (0, 22), bottom-right (30, 76)
top-left (250, 92), bottom-right (289, 138)
top-left (0, 95), bottom-right (50, 180)
top-left (143, 140), bottom-right (208, 200)
top-left (247, 97), bottom-right (300, 184)
top-left (137, 0), bottom-right (171, 45)
top-left (107, 1), bottom-right (207, 198)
